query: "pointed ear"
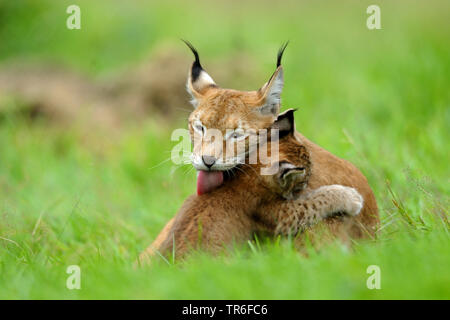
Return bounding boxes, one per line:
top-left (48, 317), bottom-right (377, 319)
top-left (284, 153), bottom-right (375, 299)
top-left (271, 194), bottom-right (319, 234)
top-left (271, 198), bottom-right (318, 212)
top-left (256, 42), bottom-right (288, 116)
top-left (182, 40), bottom-right (217, 108)
top-left (271, 108), bottom-right (296, 138)
top-left (257, 66), bottom-right (284, 116)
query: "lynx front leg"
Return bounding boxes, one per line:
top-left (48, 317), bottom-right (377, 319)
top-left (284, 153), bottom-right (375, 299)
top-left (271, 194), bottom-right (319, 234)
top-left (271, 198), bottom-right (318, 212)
top-left (275, 185), bottom-right (363, 236)
top-left (137, 217), bottom-right (175, 266)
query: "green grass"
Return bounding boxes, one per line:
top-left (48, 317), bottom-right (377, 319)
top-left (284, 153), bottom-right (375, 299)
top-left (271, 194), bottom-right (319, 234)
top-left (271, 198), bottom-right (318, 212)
top-left (0, 0), bottom-right (449, 299)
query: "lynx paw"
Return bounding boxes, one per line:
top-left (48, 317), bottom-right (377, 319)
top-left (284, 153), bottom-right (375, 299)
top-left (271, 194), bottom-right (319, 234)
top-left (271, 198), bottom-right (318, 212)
top-left (324, 185), bottom-right (364, 217)
top-left (341, 186), bottom-right (364, 216)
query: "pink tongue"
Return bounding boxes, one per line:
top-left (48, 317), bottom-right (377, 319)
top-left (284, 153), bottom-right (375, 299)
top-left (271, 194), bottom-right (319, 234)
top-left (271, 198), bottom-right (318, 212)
top-left (197, 171), bottom-right (224, 195)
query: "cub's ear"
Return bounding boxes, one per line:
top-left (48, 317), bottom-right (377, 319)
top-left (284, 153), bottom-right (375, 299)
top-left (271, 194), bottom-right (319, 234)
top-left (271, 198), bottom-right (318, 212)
top-left (271, 108), bottom-right (296, 138)
top-left (182, 40), bottom-right (217, 108)
top-left (256, 42), bottom-right (289, 116)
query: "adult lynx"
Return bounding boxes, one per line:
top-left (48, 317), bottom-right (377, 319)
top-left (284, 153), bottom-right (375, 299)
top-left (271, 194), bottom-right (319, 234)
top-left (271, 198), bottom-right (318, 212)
top-left (139, 110), bottom-right (363, 262)
top-left (183, 42), bottom-right (378, 240)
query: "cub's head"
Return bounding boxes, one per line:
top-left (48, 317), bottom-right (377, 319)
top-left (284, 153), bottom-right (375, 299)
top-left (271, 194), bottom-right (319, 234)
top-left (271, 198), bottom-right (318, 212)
top-left (260, 109), bottom-right (311, 200)
top-left (184, 41), bottom-right (288, 171)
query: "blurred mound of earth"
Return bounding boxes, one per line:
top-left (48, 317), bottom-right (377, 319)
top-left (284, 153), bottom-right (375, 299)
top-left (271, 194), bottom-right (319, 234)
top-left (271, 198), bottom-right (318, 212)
top-left (0, 43), bottom-right (261, 128)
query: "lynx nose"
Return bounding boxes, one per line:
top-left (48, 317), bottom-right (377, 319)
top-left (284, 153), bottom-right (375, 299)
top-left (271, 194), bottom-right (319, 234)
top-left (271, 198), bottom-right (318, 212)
top-left (202, 155), bottom-right (216, 169)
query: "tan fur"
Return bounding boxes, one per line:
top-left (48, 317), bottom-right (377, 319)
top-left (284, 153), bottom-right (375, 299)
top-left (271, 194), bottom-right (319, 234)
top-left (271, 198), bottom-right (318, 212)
top-left (188, 85), bottom-right (378, 234)
top-left (295, 132), bottom-right (379, 242)
top-left (139, 51), bottom-right (379, 263)
top-left (190, 88), bottom-right (276, 130)
top-left (139, 134), bottom-right (364, 263)
top-left (188, 88), bottom-right (278, 168)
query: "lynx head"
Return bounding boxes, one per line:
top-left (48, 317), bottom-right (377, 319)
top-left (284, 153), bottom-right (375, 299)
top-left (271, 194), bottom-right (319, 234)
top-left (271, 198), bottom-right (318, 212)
top-left (260, 109), bottom-right (311, 200)
top-left (183, 41), bottom-right (288, 172)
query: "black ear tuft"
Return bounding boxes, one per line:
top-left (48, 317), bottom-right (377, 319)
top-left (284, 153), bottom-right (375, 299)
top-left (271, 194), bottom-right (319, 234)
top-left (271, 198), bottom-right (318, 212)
top-left (276, 41), bottom-right (289, 67)
top-left (272, 108), bottom-right (296, 138)
top-left (182, 39), bottom-right (203, 81)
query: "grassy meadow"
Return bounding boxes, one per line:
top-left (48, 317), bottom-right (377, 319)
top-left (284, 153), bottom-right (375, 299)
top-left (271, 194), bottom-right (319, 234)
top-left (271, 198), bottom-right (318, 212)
top-left (0, 0), bottom-right (449, 299)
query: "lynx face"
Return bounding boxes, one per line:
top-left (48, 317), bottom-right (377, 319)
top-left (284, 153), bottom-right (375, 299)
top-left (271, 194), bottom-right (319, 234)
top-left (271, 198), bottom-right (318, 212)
top-left (258, 109), bottom-right (311, 200)
top-left (184, 41), bottom-right (288, 172)
top-left (188, 89), bottom-right (276, 171)
top-left (263, 152), bottom-right (310, 200)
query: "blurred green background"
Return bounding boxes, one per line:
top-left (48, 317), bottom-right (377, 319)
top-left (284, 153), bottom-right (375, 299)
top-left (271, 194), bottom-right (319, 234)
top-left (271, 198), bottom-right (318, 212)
top-left (0, 0), bottom-right (448, 299)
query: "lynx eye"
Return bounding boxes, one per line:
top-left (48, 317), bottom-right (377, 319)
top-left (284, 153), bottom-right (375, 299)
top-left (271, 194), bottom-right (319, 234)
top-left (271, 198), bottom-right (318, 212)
top-left (279, 163), bottom-right (305, 179)
top-left (193, 121), bottom-right (204, 134)
top-left (228, 129), bottom-right (246, 141)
